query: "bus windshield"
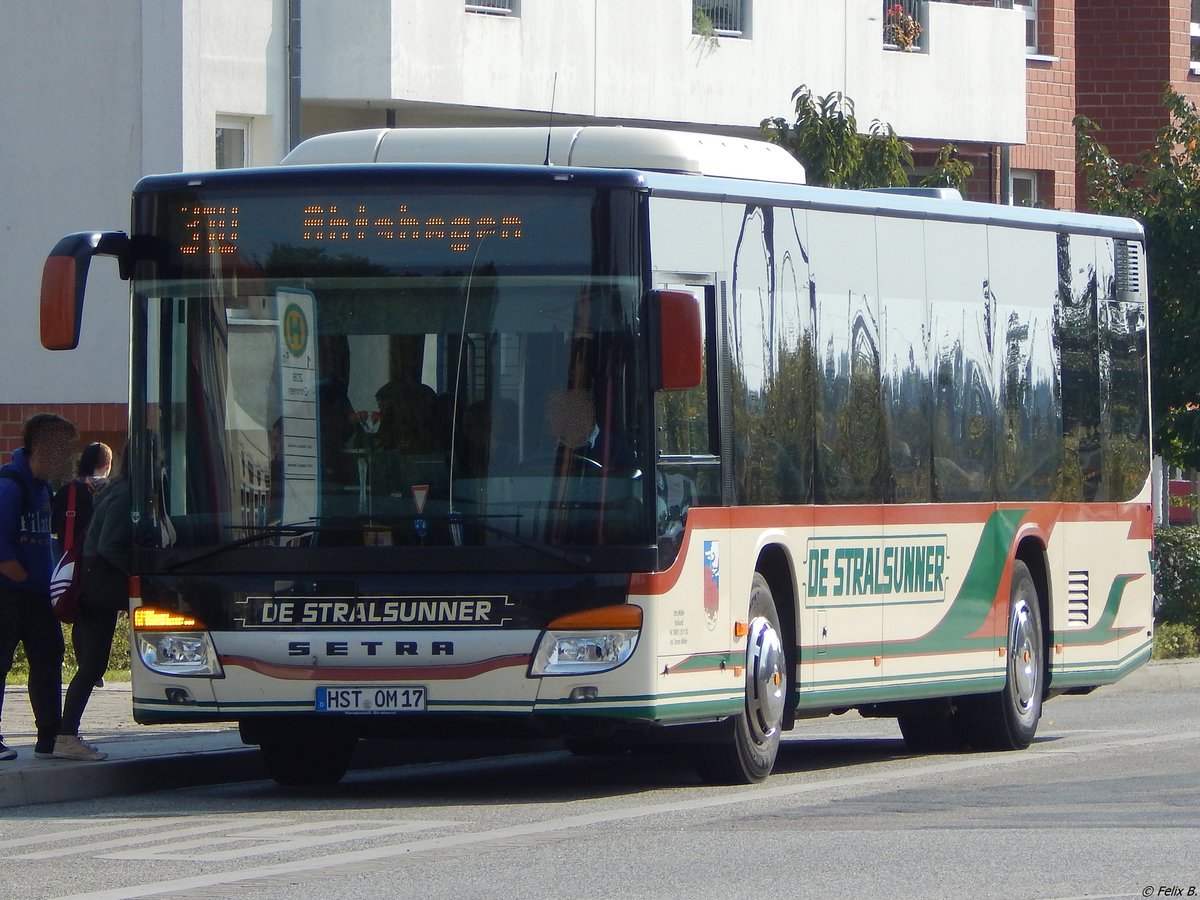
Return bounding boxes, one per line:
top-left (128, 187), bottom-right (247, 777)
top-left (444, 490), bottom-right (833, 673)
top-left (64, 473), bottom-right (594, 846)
top-left (131, 180), bottom-right (651, 563)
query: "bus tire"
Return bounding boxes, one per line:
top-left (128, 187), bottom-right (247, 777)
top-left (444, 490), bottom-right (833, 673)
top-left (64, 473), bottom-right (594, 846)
top-left (694, 573), bottom-right (787, 785)
top-left (261, 734), bottom-right (357, 786)
top-left (961, 560), bottom-right (1044, 751)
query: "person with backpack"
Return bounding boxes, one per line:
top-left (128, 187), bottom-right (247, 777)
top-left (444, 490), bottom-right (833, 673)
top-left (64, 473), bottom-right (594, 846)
top-left (52, 441), bottom-right (113, 691)
top-left (0, 414), bottom-right (78, 762)
top-left (52, 442), bottom-right (113, 556)
top-left (56, 443), bottom-right (133, 761)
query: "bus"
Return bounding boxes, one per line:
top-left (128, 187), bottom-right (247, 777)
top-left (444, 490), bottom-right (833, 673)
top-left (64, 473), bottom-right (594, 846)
top-left (39, 126), bottom-right (1154, 786)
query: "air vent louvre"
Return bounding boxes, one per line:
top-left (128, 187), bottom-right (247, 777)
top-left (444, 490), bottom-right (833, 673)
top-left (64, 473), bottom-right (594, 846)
top-left (1115, 240), bottom-right (1141, 296)
top-left (1067, 569), bottom-right (1090, 626)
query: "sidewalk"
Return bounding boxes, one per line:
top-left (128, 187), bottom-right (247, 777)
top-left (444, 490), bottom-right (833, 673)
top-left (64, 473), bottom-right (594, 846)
top-left (2, 659), bottom-right (1198, 809)
top-left (0, 682), bottom-right (257, 808)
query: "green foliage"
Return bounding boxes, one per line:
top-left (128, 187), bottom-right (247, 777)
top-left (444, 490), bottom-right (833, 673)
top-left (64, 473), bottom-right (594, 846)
top-left (5, 620), bottom-right (131, 685)
top-left (761, 86), bottom-right (972, 195)
top-left (1153, 525), bottom-right (1200, 630)
top-left (1154, 622), bottom-right (1200, 660)
top-left (691, 5), bottom-right (719, 53)
top-left (918, 144), bottom-right (974, 193)
top-left (761, 86), bottom-right (913, 189)
top-left (1151, 525), bottom-right (1200, 659)
top-left (1076, 89), bottom-right (1200, 469)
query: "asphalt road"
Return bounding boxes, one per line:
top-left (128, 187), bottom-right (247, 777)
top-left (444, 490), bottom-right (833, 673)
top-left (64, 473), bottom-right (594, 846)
top-left (1, 663), bottom-right (1197, 900)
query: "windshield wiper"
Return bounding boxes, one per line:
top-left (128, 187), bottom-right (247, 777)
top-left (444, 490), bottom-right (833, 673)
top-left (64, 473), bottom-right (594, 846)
top-left (366, 512), bottom-right (592, 569)
top-left (446, 513), bottom-right (592, 569)
top-left (161, 515), bottom-right (591, 571)
top-left (161, 520), bottom-right (329, 571)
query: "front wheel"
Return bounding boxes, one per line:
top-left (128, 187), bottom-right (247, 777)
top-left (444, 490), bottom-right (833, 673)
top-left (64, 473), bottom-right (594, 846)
top-left (694, 574), bottom-right (788, 784)
top-left (960, 560), bottom-right (1044, 750)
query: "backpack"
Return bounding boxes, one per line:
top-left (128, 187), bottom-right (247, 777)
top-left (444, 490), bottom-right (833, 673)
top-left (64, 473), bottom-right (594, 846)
top-left (49, 481), bottom-right (86, 623)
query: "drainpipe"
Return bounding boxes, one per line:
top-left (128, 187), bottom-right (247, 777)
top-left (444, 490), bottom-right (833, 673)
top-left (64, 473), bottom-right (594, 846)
top-left (999, 144), bottom-right (1011, 205)
top-left (288, 0), bottom-right (302, 150)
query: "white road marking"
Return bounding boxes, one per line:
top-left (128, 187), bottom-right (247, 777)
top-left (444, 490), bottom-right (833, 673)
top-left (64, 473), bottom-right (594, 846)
top-left (0, 819), bottom-right (182, 852)
top-left (103, 819), bottom-right (458, 862)
top-left (13, 818), bottom-right (286, 861)
top-left (51, 728), bottom-right (1200, 900)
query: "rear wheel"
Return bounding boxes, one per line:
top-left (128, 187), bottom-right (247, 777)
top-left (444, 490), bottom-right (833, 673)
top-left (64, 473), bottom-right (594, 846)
top-left (694, 574), bottom-right (788, 784)
top-left (260, 734), bottom-right (357, 786)
top-left (960, 560), bottom-right (1044, 750)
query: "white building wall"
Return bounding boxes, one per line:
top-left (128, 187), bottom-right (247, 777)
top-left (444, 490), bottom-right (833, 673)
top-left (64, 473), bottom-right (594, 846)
top-left (0, 0), bottom-right (1022, 416)
top-left (0, 0), bottom-right (286, 410)
top-left (302, 0), bottom-right (1024, 143)
top-left (0, 2), bottom-right (157, 406)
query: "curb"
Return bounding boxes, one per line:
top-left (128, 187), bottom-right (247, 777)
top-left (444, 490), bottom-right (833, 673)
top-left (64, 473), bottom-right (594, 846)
top-left (0, 737), bottom-right (556, 809)
top-left (0, 747), bottom-right (264, 809)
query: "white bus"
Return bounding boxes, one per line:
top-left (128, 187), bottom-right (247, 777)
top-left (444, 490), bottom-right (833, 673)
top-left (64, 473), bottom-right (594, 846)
top-left (41, 126), bottom-right (1153, 785)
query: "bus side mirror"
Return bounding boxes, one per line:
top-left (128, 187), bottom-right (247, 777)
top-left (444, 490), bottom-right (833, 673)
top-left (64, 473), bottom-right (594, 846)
top-left (40, 231), bottom-right (130, 350)
top-left (650, 289), bottom-right (704, 392)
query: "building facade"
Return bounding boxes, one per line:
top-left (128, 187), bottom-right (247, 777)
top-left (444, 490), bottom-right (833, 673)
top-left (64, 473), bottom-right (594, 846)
top-left (0, 0), bottom-right (1155, 460)
top-left (1076, 0), bottom-right (1200, 188)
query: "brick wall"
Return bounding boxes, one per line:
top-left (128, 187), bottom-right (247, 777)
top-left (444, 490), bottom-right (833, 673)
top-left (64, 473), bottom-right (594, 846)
top-left (1076, 0), bottom-right (1200, 205)
top-left (1011, 0), bottom-right (1078, 210)
top-left (1, 402), bottom-right (127, 465)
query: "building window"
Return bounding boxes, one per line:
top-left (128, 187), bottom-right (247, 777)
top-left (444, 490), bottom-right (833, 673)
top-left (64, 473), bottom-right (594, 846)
top-left (1011, 170), bottom-right (1039, 207)
top-left (466, 0), bottom-right (515, 14)
top-left (883, 1), bottom-right (924, 52)
top-left (215, 120), bottom-right (249, 169)
top-left (1014, 0), bottom-right (1038, 54)
top-left (693, 0), bottom-right (747, 39)
top-left (1191, 0), bottom-right (1200, 73)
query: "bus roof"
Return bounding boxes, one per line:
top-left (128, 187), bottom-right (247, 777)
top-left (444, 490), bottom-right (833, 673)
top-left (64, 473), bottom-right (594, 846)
top-left (282, 126), bottom-right (808, 185)
top-left (275, 126), bottom-right (1141, 242)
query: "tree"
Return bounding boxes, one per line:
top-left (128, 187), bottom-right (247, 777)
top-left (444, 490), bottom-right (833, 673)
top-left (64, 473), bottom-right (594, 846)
top-left (1077, 88), bottom-right (1200, 469)
top-left (761, 85), bottom-right (973, 193)
top-left (919, 144), bottom-right (973, 193)
top-left (761, 85), bottom-right (912, 188)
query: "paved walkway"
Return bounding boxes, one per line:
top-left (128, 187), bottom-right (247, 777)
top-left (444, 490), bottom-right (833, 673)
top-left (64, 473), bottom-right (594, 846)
top-left (0, 682), bottom-right (254, 808)
top-left (1, 659), bottom-right (1197, 808)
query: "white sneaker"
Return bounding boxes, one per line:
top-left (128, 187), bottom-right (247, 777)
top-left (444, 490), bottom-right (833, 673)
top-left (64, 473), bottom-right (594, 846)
top-left (51, 735), bottom-right (107, 761)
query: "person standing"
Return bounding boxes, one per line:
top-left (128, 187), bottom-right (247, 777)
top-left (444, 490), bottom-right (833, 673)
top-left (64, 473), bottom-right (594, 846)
top-left (56, 444), bottom-right (133, 761)
top-left (53, 441), bottom-right (114, 692)
top-left (0, 414), bottom-right (78, 761)
top-left (51, 441), bottom-right (113, 553)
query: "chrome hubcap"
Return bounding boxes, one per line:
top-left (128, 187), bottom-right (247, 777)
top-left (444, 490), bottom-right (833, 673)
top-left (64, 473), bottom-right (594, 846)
top-left (746, 615), bottom-right (786, 743)
top-left (1010, 597), bottom-right (1039, 720)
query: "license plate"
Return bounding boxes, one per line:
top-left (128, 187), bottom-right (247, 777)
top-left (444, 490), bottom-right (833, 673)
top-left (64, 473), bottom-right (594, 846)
top-left (315, 685), bottom-right (427, 714)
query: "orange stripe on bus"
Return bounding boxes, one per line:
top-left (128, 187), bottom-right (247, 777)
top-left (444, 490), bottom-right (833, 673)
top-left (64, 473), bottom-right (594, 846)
top-left (632, 500), bottom-right (1147, 599)
top-left (220, 653), bottom-right (531, 681)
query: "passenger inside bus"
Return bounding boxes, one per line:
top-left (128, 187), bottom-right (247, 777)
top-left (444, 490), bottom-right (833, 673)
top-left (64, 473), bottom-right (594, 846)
top-left (375, 340), bottom-right (443, 456)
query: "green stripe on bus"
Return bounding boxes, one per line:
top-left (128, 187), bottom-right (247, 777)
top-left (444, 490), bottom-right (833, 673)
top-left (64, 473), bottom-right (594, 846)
top-left (814, 508), bottom-right (1025, 664)
top-left (1049, 640), bottom-right (1153, 688)
top-left (1056, 575), bottom-right (1147, 648)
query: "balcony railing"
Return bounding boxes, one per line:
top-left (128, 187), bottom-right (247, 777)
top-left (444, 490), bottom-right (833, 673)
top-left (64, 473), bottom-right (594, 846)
top-left (883, 0), bottom-right (925, 51)
top-left (693, 0), bottom-right (745, 38)
top-left (466, 0), bottom-right (515, 14)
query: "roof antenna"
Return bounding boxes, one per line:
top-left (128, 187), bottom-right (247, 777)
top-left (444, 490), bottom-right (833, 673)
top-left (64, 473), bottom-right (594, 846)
top-left (543, 72), bottom-right (557, 166)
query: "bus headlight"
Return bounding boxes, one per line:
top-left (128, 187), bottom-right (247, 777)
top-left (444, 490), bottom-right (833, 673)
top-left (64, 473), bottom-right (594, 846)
top-left (134, 607), bottom-right (224, 677)
top-left (530, 605), bottom-right (641, 676)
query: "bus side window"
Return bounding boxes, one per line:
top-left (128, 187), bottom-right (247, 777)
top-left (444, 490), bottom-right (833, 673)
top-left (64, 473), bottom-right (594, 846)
top-left (654, 284), bottom-right (713, 458)
top-left (655, 282), bottom-right (719, 558)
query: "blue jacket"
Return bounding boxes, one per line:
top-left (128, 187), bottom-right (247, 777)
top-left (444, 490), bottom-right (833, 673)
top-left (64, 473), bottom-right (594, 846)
top-left (0, 448), bottom-right (55, 597)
